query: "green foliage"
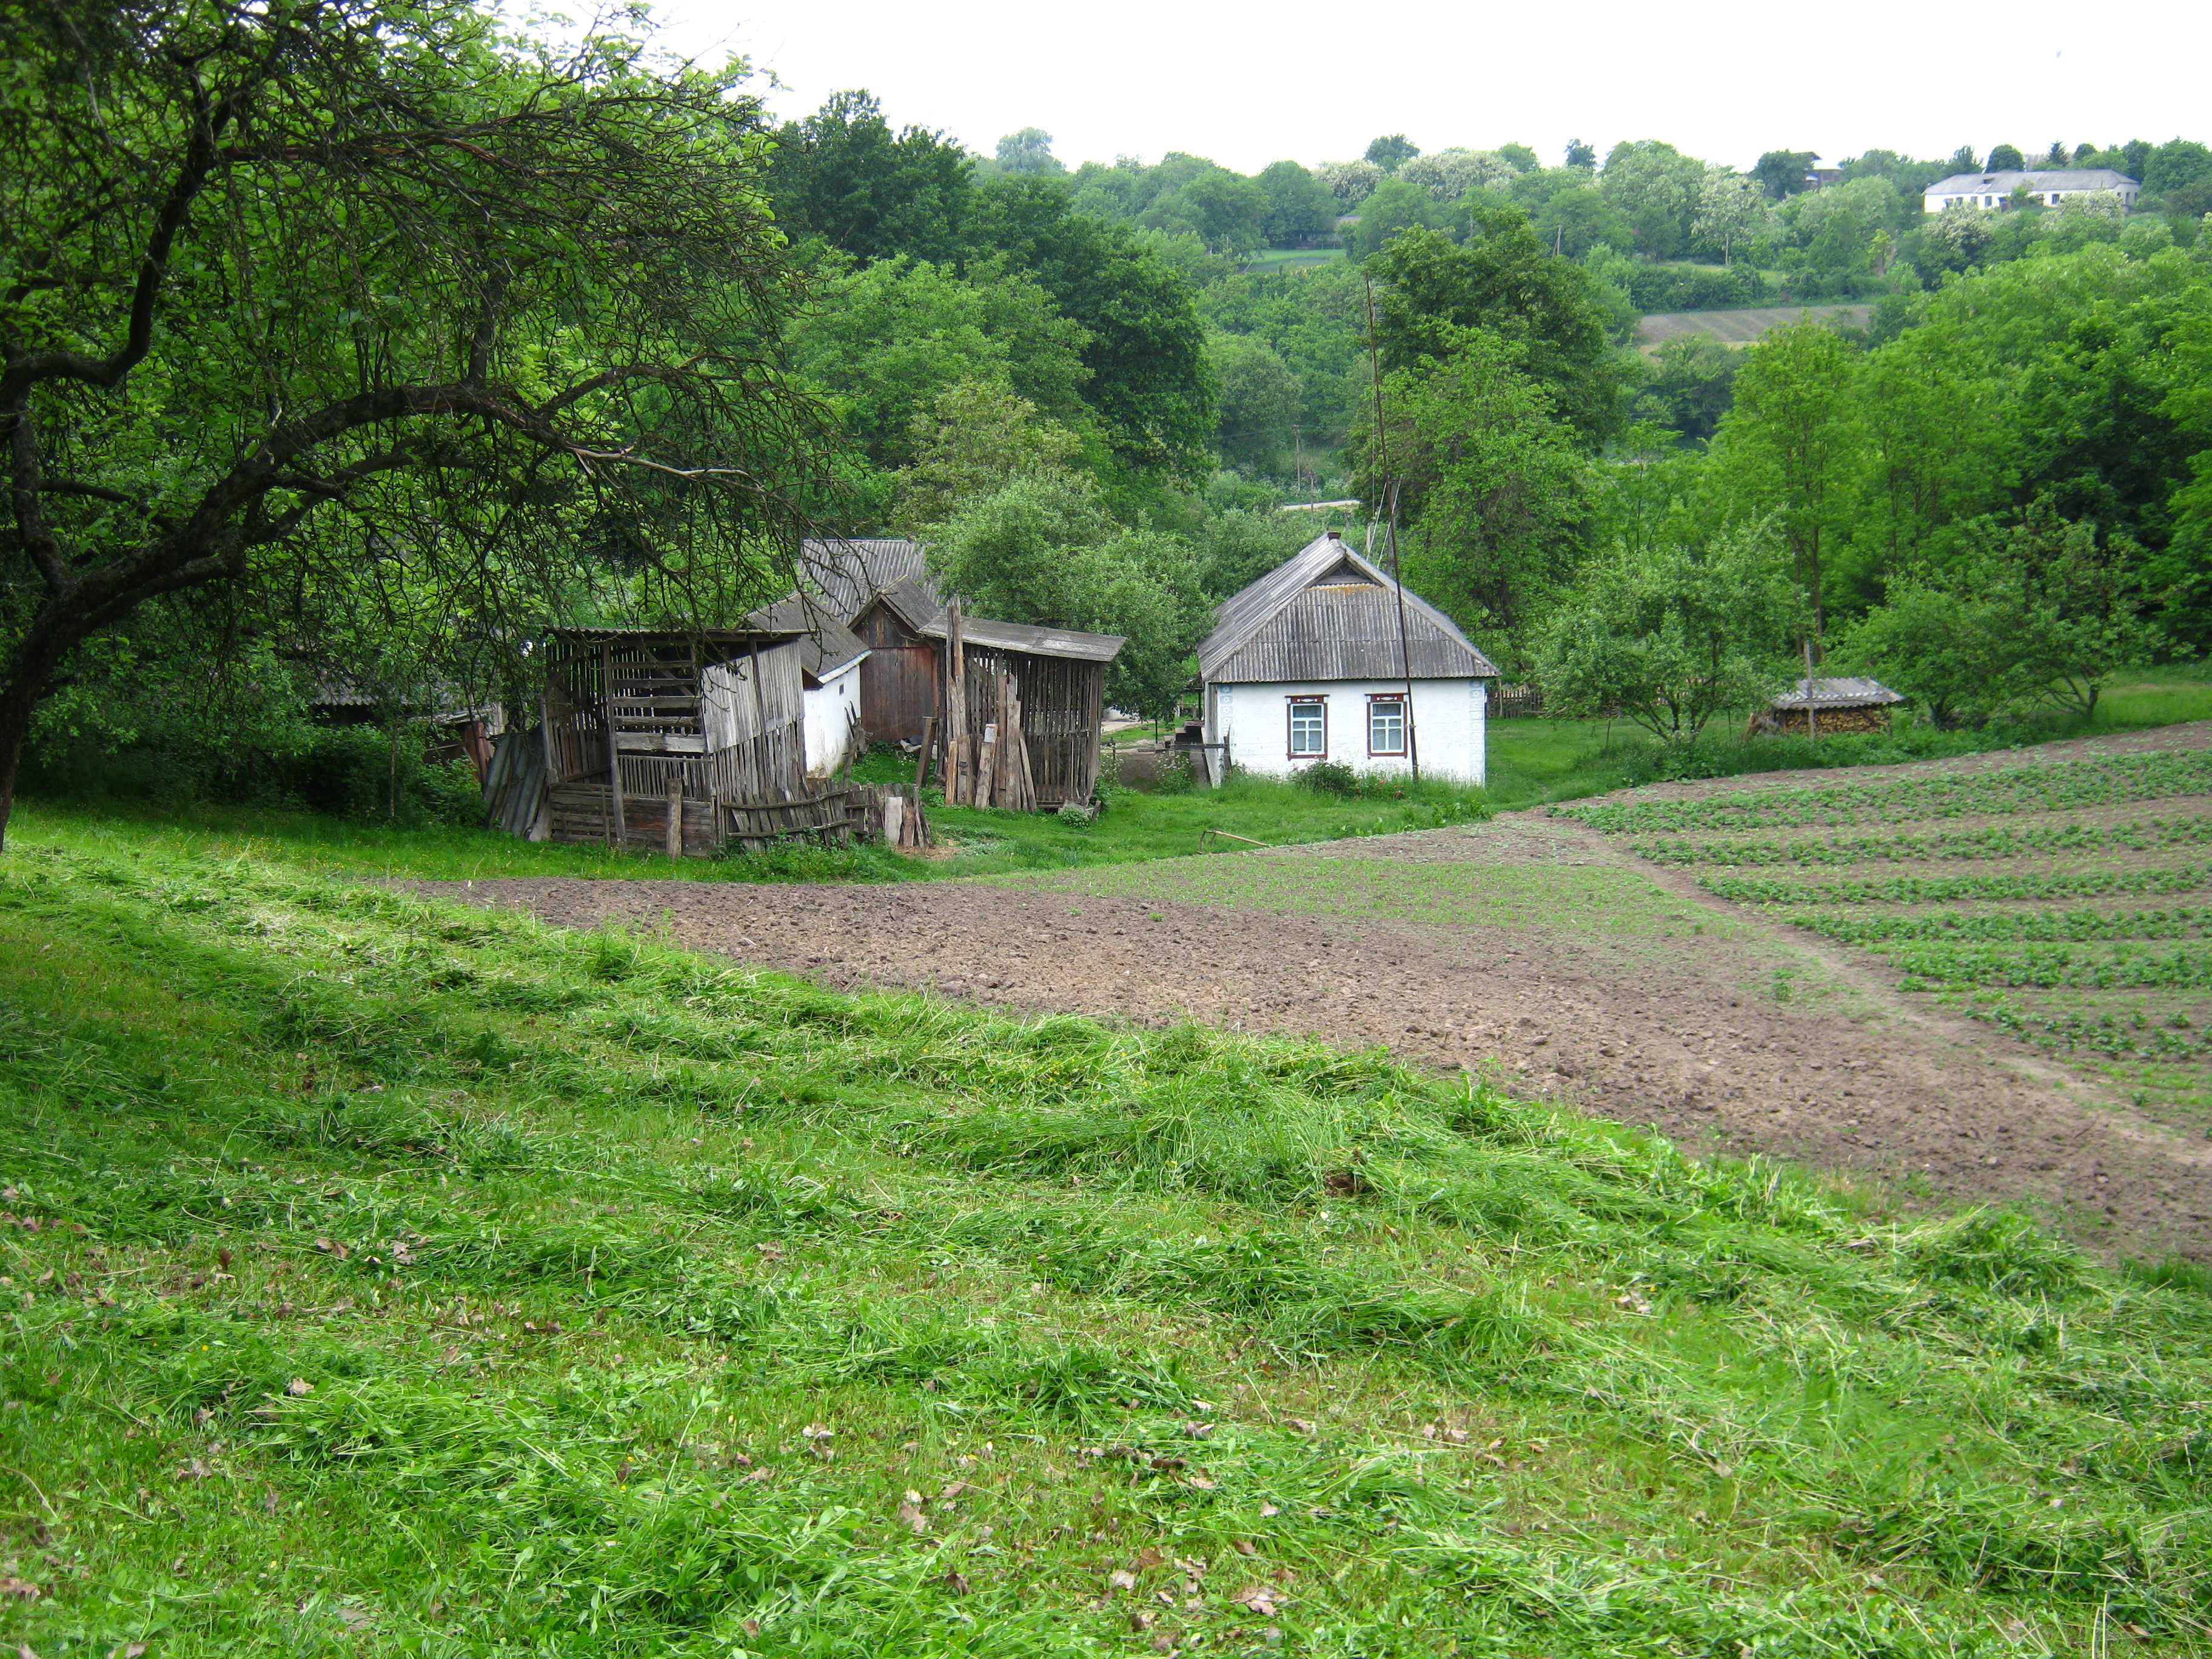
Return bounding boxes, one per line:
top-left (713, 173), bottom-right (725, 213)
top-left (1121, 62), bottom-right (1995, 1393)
top-left (1367, 330), bottom-right (1595, 635)
top-left (1599, 141), bottom-right (1709, 260)
top-left (1207, 333), bottom-right (1301, 473)
top-left (993, 127), bottom-right (1064, 178)
top-left (768, 90), bottom-right (975, 262)
top-left (1635, 336), bottom-right (1741, 445)
top-left (889, 381), bottom-right (1086, 535)
top-left (1363, 133), bottom-right (1419, 172)
top-left (1255, 160), bottom-right (1339, 246)
top-left (1370, 221), bottom-right (1630, 447)
top-left (1535, 521), bottom-right (1803, 745)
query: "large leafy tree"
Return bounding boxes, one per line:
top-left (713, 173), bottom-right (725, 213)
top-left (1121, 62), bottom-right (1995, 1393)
top-left (0, 0), bottom-right (833, 847)
top-left (1369, 220), bottom-right (1629, 447)
top-left (968, 179), bottom-right (1216, 477)
top-left (766, 90), bottom-right (973, 263)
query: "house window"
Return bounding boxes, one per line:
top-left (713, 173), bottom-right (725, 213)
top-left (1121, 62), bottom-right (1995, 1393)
top-left (1367, 695), bottom-right (1406, 757)
top-left (1287, 697), bottom-right (1326, 758)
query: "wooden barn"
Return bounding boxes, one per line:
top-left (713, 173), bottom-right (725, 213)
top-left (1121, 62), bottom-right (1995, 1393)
top-left (924, 603), bottom-right (1122, 809)
top-left (1751, 676), bottom-right (1907, 737)
top-left (797, 538), bottom-right (945, 747)
top-left (526, 626), bottom-right (879, 854)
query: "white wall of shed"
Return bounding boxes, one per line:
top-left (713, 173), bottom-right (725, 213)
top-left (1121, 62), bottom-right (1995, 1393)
top-left (802, 659), bottom-right (864, 779)
top-left (1207, 677), bottom-right (1486, 786)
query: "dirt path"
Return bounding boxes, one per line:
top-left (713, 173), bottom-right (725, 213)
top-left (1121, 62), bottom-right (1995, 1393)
top-left (420, 806), bottom-right (2212, 1259)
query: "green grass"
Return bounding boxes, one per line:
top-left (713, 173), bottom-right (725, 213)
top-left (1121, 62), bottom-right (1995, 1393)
top-left (4, 830), bottom-right (2212, 1655)
top-left (1238, 248), bottom-right (1346, 275)
top-left (8, 768), bottom-right (1489, 890)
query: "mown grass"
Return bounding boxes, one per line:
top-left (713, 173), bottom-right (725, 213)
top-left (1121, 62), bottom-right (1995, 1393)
top-left (3, 834), bottom-right (2211, 1656)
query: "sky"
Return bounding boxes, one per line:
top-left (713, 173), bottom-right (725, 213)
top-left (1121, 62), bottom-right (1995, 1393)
top-left (640, 0), bottom-right (2211, 175)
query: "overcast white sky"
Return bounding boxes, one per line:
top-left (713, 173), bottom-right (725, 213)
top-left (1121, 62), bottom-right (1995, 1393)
top-left (637, 0), bottom-right (2208, 175)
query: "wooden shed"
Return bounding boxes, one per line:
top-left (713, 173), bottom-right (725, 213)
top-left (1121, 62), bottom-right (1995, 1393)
top-left (850, 577), bottom-right (945, 747)
top-left (1751, 676), bottom-right (1907, 737)
top-left (534, 627), bottom-right (878, 854)
top-left (923, 603), bottom-right (1122, 809)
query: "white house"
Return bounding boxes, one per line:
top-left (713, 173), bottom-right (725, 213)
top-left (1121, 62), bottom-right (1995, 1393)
top-left (1197, 531), bottom-right (1499, 786)
top-left (1922, 167), bottom-right (2139, 214)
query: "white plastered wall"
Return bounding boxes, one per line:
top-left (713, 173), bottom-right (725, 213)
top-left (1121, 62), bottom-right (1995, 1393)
top-left (801, 658), bottom-right (865, 779)
top-left (1205, 677), bottom-right (1487, 786)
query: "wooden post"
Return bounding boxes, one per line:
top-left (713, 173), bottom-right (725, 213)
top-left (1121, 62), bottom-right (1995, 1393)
top-left (665, 780), bottom-right (683, 859)
top-left (602, 645), bottom-right (623, 848)
top-left (914, 714), bottom-right (937, 795)
top-left (1803, 638), bottom-right (1818, 743)
top-left (943, 602), bottom-right (970, 805)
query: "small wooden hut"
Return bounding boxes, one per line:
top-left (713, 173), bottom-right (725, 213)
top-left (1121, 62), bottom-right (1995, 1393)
top-left (1751, 676), bottom-right (1907, 737)
top-left (534, 626), bottom-right (879, 854)
top-left (923, 603), bottom-right (1122, 809)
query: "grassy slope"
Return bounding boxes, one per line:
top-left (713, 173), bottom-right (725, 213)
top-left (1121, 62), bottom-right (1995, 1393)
top-left (3, 836), bottom-right (2210, 1657)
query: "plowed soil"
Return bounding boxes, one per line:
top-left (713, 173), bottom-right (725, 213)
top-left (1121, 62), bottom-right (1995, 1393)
top-left (420, 740), bottom-right (2212, 1258)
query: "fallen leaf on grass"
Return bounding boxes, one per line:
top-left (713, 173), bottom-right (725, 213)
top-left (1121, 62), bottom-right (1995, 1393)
top-left (1133, 1547), bottom-right (1164, 1569)
top-left (1282, 1418), bottom-right (1315, 1435)
top-left (285, 1377), bottom-right (313, 1396)
top-left (1259, 1502), bottom-right (1280, 1518)
top-left (942, 1569), bottom-right (970, 1595)
top-left (0, 1578), bottom-right (39, 1600)
top-left (1108, 1570), bottom-right (1138, 1590)
top-left (1233, 1540), bottom-right (1256, 1557)
top-left (1186, 1473), bottom-right (1216, 1490)
top-left (313, 1238), bottom-right (349, 1261)
top-left (1232, 1585), bottom-right (1280, 1617)
top-left (896, 1502), bottom-right (928, 1535)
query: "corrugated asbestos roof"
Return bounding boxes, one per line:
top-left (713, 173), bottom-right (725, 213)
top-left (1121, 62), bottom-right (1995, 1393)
top-left (745, 594), bottom-right (872, 684)
top-left (1926, 168), bottom-right (2136, 195)
top-left (1198, 533), bottom-right (1498, 683)
top-left (800, 538), bottom-right (940, 625)
top-left (919, 612), bottom-right (1125, 663)
top-left (1771, 677), bottom-right (1906, 710)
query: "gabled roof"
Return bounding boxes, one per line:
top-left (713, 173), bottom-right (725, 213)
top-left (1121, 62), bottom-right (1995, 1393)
top-left (865, 575), bottom-right (947, 636)
top-left (800, 537), bottom-right (941, 626)
top-left (1198, 533), bottom-right (1498, 684)
top-left (745, 594), bottom-right (871, 685)
top-left (1926, 168), bottom-right (2137, 195)
top-left (1771, 677), bottom-right (1905, 711)
top-left (919, 612), bottom-right (1125, 663)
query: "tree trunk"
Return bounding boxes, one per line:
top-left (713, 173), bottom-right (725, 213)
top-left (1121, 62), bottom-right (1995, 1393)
top-left (0, 606), bottom-right (90, 854)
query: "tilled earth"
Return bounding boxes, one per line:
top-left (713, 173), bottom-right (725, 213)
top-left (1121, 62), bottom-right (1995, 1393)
top-left (422, 798), bottom-right (2212, 1258)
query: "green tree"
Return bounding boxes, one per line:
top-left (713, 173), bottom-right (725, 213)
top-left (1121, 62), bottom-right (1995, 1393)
top-left (1706, 321), bottom-right (1862, 640)
top-left (922, 474), bottom-right (1205, 717)
top-left (2145, 140), bottom-right (2212, 216)
top-left (1600, 141), bottom-right (1708, 260)
top-left (1986, 144), bottom-right (2026, 171)
top-left (1256, 161), bottom-right (1338, 246)
top-left (1209, 335), bottom-right (1301, 474)
top-left (0, 0), bottom-right (832, 846)
top-left (1692, 170), bottom-right (1774, 265)
top-left (788, 257), bottom-right (1090, 468)
top-left (1349, 178), bottom-right (1438, 259)
top-left (1752, 150), bottom-right (1815, 201)
top-left (995, 127), bottom-right (1065, 178)
top-left (1369, 220), bottom-right (1629, 447)
top-left (890, 382), bottom-right (1084, 534)
top-left (1531, 184), bottom-right (1634, 260)
top-left (1564, 139), bottom-right (1597, 170)
top-left (968, 180), bottom-right (1218, 477)
top-left (769, 90), bottom-right (974, 262)
top-left (1533, 522), bottom-right (1802, 745)
top-left (1634, 337), bottom-right (1740, 444)
top-left (1366, 134), bottom-right (1419, 173)
top-left (1364, 332), bottom-right (1594, 635)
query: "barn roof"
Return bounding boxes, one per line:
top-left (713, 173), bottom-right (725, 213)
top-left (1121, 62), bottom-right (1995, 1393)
top-left (801, 538), bottom-right (941, 626)
top-left (1198, 533), bottom-right (1498, 684)
top-left (745, 594), bottom-right (871, 685)
top-left (866, 575), bottom-right (947, 635)
top-left (919, 612), bottom-right (1125, 663)
top-left (1926, 168), bottom-right (2136, 195)
top-left (1771, 676), bottom-right (1906, 711)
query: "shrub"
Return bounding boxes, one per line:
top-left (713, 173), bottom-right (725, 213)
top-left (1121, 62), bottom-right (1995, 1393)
top-left (1054, 802), bottom-right (1097, 829)
top-left (1295, 760), bottom-right (1360, 796)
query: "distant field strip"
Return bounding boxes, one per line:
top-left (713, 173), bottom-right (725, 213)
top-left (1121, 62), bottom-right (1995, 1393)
top-left (1635, 814), bottom-right (2212, 866)
top-left (1574, 736), bottom-right (2212, 1130)
top-left (1564, 748), bottom-right (2212, 833)
top-left (1637, 304), bottom-right (1871, 349)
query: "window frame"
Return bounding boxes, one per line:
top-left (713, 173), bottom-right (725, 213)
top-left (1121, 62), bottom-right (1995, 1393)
top-left (1286, 695), bottom-right (1327, 760)
top-left (1366, 692), bottom-right (1407, 757)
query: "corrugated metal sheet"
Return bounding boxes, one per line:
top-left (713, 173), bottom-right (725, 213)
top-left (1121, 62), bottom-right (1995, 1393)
top-left (801, 538), bottom-right (940, 625)
top-left (920, 614), bottom-right (1124, 663)
top-left (1199, 533), bottom-right (1497, 683)
top-left (1772, 677), bottom-right (1906, 711)
top-left (746, 593), bottom-right (871, 683)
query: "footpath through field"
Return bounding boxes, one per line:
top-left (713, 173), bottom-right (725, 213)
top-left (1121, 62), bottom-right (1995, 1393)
top-left (432, 725), bottom-right (2212, 1260)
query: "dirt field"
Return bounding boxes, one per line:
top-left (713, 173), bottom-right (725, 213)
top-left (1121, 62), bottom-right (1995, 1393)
top-left (423, 729), bottom-right (2212, 1259)
top-left (1637, 303), bottom-right (1871, 352)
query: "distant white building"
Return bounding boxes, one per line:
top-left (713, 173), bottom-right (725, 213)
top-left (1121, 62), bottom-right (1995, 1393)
top-left (1922, 168), bottom-right (2139, 214)
top-left (1196, 531), bottom-right (1498, 787)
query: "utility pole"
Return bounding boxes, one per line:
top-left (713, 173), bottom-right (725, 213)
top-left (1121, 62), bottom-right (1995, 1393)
top-left (1364, 275), bottom-right (1419, 781)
